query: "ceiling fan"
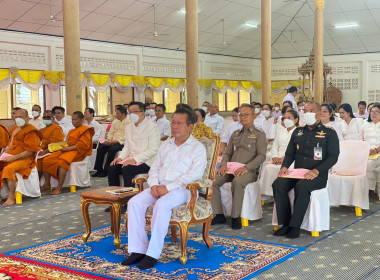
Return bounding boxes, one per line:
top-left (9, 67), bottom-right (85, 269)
top-left (216, 19), bottom-right (229, 47)
top-left (148, 4), bottom-right (169, 38)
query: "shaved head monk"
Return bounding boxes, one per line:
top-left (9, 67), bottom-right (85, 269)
top-left (37, 110), bottom-right (65, 177)
top-left (42, 111), bottom-right (94, 195)
top-left (0, 109), bottom-right (42, 206)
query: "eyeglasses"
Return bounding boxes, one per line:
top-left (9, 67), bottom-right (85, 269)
top-left (238, 113), bottom-right (253, 118)
top-left (370, 110), bottom-right (380, 115)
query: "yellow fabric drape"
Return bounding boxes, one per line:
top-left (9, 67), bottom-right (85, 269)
top-left (0, 69), bottom-right (10, 81)
top-left (18, 70), bottom-right (44, 83)
top-left (240, 81), bottom-right (252, 89)
top-left (90, 74), bottom-right (110, 86)
top-left (213, 80), bottom-right (226, 89)
top-left (146, 77), bottom-right (164, 88)
top-left (271, 81), bottom-right (288, 90)
top-left (115, 75), bottom-right (133, 86)
top-left (252, 81), bottom-right (262, 89)
top-left (133, 76), bottom-right (146, 86)
top-left (226, 80), bottom-right (239, 89)
top-left (43, 71), bottom-right (60, 84)
top-left (198, 79), bottom-right (212, 88)
top-left (164, 78), bottom-right (183, 88)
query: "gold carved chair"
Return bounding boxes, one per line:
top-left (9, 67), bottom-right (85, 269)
top-left (127, 122), bottom-right (220, 264)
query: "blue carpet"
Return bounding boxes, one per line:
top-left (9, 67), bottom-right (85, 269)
top-left (6, 225), bottom-right (305, 280)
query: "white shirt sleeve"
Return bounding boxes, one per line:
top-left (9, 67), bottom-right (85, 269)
top-left (215, 116), bottom-right (224, 135)
top-left (163, 121), bottom-right (171, 137)
top-left (92, 121), bottom-right (102, 144)
top-left (133, 124), bottom-right (161, 164)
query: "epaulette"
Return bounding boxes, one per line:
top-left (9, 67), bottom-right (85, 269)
top-left (325, 126), bottom-right (335, 130)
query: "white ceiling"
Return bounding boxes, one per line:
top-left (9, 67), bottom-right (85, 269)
top-left (0, 0), bottom-right (379, 59)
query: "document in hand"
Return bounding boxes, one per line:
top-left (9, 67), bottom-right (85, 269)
top-left (280, 168), bottom-right (310, 179)
top-left (0, 152), bottom-right (12, 161)
top-left (226, 162), bottom-right (246, 174)
top-left (48, 142), bottom-right (68, 152)
top-left (117, 157), bottom-right (143, 166)
top-left (369, 153), bottom-right (380, 160)
top-left (99, 139), bottom-right (106, 144)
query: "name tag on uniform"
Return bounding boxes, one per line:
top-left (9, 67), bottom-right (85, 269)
top-left (314, 147), bottom-right (322, 160)
top-left (248, 134), bottom-right (256, 139)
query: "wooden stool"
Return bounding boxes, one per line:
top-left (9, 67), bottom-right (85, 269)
top-left (80, 187), bottom-right (139, 248)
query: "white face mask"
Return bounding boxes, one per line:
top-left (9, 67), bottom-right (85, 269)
top-left (304, 112), bottom-right (317, 126)
top-left (274, 107), bottom-right (280, 112)
top-left (15, 117), bottom-right (26, 127)
top-left (283, 119), bottom-right (295, 128)
top-left (32, 111), bottom-right (39, 117)
top-left (254, 108), bottom-right (261, 114)
top-left (148, 109), bottom-right (155, 117)
top-left (261, 110), bottom-right (270, 118)
top-left (201, 106), bottom-right (208, 112)
top-left (128, 113), bottom-right (139, 124)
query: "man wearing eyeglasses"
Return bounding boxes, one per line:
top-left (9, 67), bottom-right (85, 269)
top-left (211, 104), bottom-right (267, 229)
top-left (108, 102), bottom-right (160, 189)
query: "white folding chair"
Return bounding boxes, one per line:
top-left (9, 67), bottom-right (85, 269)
top-left (326, 140), bottom-right (370, 216)
top-left (272, 187), bottom-right (330, 237)
top-left (1, 153), bottom-right (41, 204)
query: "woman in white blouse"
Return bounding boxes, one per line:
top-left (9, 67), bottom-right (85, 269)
top-left (339, 103), bottom-right (364, 140)
top-left (259, 110), bottom-right (299, 196)
top-left (320, 103), bottom-right (344, 141)
top-left (359, 103), bottom-right (380, 195)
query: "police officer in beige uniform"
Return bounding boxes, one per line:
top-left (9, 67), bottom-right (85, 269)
top-left (272, 102), bottom-right (339, 239)
top-left (212, 104), bottom-right (267, 229)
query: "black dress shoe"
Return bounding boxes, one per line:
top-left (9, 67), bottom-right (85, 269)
top-left (121, 253), bottom-right (145, 266)
top-left (231, 217), bottom-right (242, 230)
top-left (104, 207), bottom-right (110, 212)
top-left (138, 255), bottom-right (158, 269)
top-left (91, 171), bottom-right (102, 177)
top-left (211, 214), bottom-right (226, 225)
top-left (98, 171), bottom-right (107, 178)
top-left (287, 227), bottom-right (300, 239)
top-left (120, 204), bottom-right (128, 214)
top-left (273, 225), bottom-right (290, 236)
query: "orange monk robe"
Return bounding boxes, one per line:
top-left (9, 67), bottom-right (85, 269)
top-left (43, 125), bottom-right (94, 179)
top-left (0, 122), bottom-right (9, 149)
top-left (0, 124), bottom-right (42, 188)
top-left (36, 124), bottom-right (65, 171)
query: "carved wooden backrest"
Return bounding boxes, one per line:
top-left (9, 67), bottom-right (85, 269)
top-left (325, 86), bottom-right (342, 106)
top-left (192, 122), bottom-right (220, 181)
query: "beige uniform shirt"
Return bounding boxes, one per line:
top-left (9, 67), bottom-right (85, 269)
top-left (106, 117), bottom-right (130, 145)
top-left (221, 125), bottom-right (267, 172)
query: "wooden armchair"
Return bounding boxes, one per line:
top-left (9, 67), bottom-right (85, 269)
top-left (128, 122), bottom-right (220, 264)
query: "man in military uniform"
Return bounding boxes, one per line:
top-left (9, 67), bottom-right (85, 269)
top-left (211, 104), bottom-right (267, 229)
top-left (272, 101), bottom-right (339, 239)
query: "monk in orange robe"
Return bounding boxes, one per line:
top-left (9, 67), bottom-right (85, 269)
top-left (0, 109), bottom-right (42, 206)
top-left (42, 111), bottom-right (94, 195)
top-left (37, 110), bottom-right (65, 176)
top-left (0, 122), bottom-right (9, 149)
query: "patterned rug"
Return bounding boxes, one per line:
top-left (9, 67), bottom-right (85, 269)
top-left (5, 226), bottom-right (305, 280)
top-left (0, 254), bottom-right (108, 280)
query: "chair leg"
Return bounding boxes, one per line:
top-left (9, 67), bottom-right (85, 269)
top-left (241, 218), bottom-right (249, 227)
top-left (70, 185), bottom-right (76, 192)
top-left (124, 212), bottom-right (128, 232)
top-left (15, 191), bottom-right (22, 204)
top-left (170, 225), bottom-right (177, 242)
top-left (273, 225), bottom-right (279, 231)
top-left (202, 218), bottom-right (213, 249)
top-left (261, 200), bottom-right (265, 206)
top-left (178, 221), bottom-right (189, 265)
top-left (311, 231), bottom-right (319, 237)
top-left (355, 207), bottom-right (362, 217)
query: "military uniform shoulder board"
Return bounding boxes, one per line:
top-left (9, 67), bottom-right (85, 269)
top-left (325, 126), bottom-right (335, 130)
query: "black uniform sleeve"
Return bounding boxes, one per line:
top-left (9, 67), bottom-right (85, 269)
top-left (281, 129), bottom-right (297, 169)
top-left (315, 129), bottom-right (340, 173)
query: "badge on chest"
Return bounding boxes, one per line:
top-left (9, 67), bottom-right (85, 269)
top-left (248, 134), bottom-right (256, 139)
top-left (314, 147), bottom-right (322, 160)
top-left (315, 131), bottom-right (326, 138)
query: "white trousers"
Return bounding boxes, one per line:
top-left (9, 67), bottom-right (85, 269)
top-left (127, 188), bottom-right (191, 259)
